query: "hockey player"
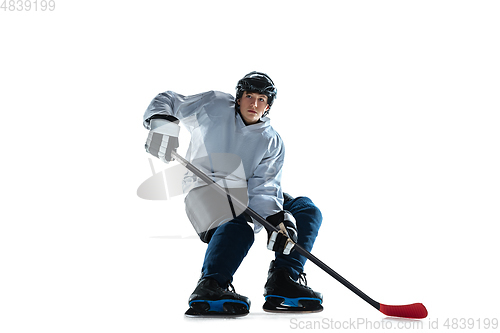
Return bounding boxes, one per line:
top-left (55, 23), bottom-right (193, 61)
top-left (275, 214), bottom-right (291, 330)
top-left (143, 72), bottom-right (323, 317)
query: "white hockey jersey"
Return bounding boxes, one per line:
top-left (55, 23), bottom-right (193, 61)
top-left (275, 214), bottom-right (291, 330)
top-left (143, 90), bottom-right (285, 232)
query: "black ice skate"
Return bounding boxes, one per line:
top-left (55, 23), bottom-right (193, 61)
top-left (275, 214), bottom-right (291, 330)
top-left (263, 261), bottom-right (323, 313)
top-left (185, 278), bottom-right (250, 318)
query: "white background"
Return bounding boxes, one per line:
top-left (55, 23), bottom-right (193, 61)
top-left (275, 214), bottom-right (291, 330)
top-left (1, 1), bottom-right (499, 332)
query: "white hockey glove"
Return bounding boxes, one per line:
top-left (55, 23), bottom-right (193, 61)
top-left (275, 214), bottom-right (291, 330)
top-left (266, 211), bottom-right (298, 255)
top-left (145, 116), bottom-right (180, 163)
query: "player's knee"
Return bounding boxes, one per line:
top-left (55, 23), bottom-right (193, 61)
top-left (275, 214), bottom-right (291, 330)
top-left (231, 215), bottom-right (255, 241)
top-left (295, 196), bottom-right (323, 226)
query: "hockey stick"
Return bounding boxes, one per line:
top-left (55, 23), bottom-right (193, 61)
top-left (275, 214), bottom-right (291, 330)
top-left (171, 151), bottom-right (428, 319)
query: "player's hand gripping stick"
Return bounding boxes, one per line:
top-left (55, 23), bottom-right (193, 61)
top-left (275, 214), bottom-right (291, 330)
top-left (266, 211), bottom-right (298, 255)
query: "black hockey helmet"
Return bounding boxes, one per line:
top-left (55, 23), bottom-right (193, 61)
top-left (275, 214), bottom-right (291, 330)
top-left (235, 71), bottom-right (277, 116)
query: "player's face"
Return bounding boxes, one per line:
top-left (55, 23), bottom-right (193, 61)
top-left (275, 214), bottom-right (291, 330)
top-left (237, 91), bottom-right (270, 125)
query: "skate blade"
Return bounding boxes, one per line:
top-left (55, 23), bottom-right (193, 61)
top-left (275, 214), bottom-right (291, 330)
top-left (185, 300), bottom-right (249, 318)
top-left (262, 303), bottom-right (323, 314)
top-left (185, 307), bottom-right (249, 318)
top-left (263, 297), bottom-right (323, 314)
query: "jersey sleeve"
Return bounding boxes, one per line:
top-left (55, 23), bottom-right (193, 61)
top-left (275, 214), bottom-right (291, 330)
top-left (247, 134), bottom-right (285, 232)
top-left (143, 90), bottom-right (217, 129)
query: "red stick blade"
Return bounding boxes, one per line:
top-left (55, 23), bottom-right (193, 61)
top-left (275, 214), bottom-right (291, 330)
top-left (379, 303), bottom-right (428, 319)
